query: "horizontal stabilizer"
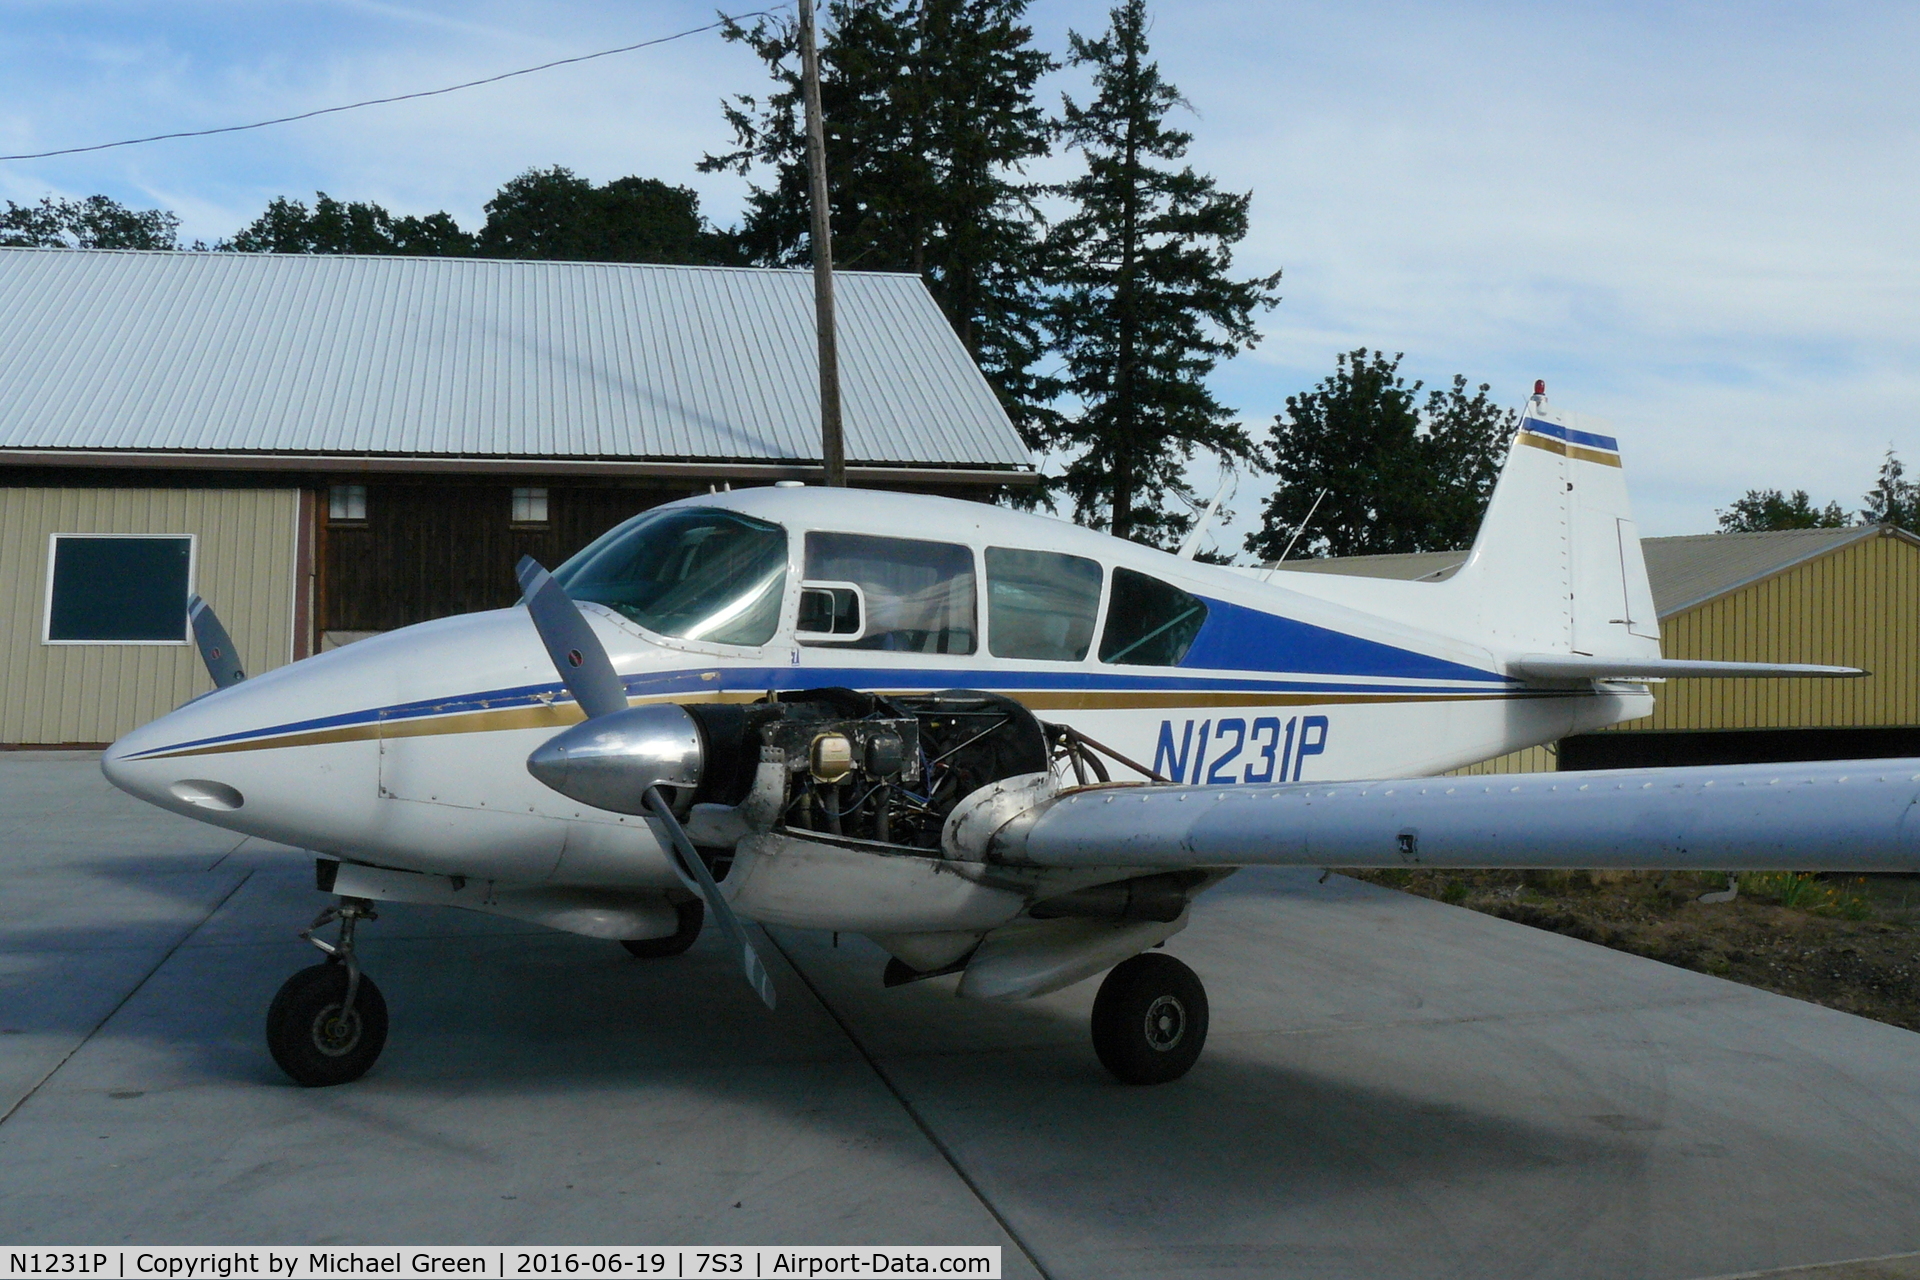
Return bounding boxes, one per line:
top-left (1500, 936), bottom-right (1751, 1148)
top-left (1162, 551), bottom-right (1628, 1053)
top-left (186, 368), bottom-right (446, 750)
top-left (993, 759), bottom-right (1920, 873)
top-left (1509, 654), bottom-right (1865, 681)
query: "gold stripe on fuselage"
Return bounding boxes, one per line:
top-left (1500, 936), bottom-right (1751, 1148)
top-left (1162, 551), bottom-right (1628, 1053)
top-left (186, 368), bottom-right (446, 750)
top-left (135, 685), bottom-right (1537, 761)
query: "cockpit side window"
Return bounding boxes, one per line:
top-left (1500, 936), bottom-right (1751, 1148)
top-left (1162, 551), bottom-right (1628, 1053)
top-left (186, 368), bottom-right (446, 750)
top-left (553, 507), bottom-right (788, 646)
top-left (1098, 568), bottom-right (1207, 666)
top-left (803, 532), bottom-right (977, 654)
top-left (986, 547), bottom-right (1103, 661)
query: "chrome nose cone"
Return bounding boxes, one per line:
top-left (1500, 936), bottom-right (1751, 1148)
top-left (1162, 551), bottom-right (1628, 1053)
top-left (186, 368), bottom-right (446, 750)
top-left (525, 703), bottom-right (704, 815)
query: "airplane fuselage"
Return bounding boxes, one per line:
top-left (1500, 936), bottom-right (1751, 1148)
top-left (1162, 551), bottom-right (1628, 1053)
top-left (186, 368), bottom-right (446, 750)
top-left (103, 487), bottom-right (1648, 891)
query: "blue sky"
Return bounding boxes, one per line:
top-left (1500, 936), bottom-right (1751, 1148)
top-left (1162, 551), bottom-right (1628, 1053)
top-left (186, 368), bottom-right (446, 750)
top-left (3, 1), bottom-right (1914, 554)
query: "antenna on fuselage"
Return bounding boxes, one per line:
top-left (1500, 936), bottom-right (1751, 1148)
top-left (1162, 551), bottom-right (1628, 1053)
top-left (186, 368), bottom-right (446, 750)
top-left (798, 0), bottom-right (846, 488)
top-left (1175, 475), bottom-right (1233, 560)
top-left (1257, 487), bottom-right (1329, 582)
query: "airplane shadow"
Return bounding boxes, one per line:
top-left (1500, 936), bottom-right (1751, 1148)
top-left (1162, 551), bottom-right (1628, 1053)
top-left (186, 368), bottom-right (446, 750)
top-left (2, 843), bottom-right (1678, 1258)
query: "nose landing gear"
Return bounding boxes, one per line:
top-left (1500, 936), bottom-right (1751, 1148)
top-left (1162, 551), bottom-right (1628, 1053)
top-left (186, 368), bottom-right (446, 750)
top-left (266, 898), bottom-right (389, 1087)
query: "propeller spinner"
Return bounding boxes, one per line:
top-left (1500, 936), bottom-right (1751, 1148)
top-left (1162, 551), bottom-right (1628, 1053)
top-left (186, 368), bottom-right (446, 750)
top-left (514, 557), bottom-right (777, 1011)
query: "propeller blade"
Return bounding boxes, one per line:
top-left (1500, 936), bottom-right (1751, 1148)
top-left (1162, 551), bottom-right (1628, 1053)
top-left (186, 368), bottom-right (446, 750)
top-left (516, 556), bottom-right (628, 720)
top-left (187, 595), bottom-right (246, 689)
top-left (644, 784), bottom-right (777, 1011)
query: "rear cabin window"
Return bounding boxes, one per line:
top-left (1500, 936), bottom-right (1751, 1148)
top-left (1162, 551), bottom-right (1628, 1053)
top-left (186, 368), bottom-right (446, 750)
top-left (45, 534), bottom-right (193, 643)
top-left (986, 547), bottom-right (1103, 661)
top-left (1098, 568), bottom-right (1207, 666)
top-left (804, 533), bottom-right (977, 654)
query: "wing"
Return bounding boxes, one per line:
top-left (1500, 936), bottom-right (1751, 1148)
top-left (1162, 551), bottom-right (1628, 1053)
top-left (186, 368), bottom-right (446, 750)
top-left (1510, 654), bottom-right (1864, 681)
top-left (981, 759), bottom-right (1920, 873)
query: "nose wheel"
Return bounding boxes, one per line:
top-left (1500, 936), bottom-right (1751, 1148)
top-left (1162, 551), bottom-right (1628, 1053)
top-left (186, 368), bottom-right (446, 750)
top-left (1090, 952), bottom-right (1209, 1085)
top-left (267, 898), bottom-right (388, 1087)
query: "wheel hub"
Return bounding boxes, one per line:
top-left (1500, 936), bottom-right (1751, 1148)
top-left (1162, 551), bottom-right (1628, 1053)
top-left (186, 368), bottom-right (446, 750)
top-left (1143, 994), bottom-right (1186, 1052)
top-left (310, 1003), bottom-right (363, 1057)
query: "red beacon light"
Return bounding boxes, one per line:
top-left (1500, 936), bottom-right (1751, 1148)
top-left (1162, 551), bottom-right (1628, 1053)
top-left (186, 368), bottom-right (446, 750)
top-left (1534, 379), bottom-right (1546, 396)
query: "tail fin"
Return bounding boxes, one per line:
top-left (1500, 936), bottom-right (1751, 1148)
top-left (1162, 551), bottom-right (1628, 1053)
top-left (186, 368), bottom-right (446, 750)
top-left (1447, 394), bottom-right (1661, 659)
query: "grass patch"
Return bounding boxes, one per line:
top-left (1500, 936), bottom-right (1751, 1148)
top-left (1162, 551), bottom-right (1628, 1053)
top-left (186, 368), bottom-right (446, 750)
top-left (1343, 867), bottom-right (1920, 1032)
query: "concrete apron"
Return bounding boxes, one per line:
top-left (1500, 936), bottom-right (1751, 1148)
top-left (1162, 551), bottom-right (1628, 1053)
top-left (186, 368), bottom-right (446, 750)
top-left (0, 755), bottom-right (1917, 1279)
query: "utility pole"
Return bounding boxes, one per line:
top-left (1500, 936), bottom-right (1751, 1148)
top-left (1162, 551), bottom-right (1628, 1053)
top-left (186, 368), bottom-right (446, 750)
top-left (798, 0), bottom-right (846, 487)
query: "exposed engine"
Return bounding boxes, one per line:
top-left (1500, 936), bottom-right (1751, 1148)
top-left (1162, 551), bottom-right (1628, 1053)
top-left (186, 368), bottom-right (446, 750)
top-left (685, 688), bottom-right (1056, 850)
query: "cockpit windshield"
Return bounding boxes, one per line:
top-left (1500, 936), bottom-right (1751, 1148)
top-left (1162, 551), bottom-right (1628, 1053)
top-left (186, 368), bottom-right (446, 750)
top-left (552, 507), bottom-right (788, 646)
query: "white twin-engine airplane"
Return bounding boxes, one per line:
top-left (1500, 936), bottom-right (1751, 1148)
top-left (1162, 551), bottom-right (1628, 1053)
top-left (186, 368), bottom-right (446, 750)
top-left (102, 393), bottom-right (1919, 1088)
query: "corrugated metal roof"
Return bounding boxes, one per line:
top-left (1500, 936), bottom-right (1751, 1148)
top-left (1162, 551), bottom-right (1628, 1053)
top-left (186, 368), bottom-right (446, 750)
top-left (1278, 526), bottom-right (1917, 617)
top-left (1638, 527), bottom-right (1885, 615)
top-left (0, 248), bottom-right (1032, 469)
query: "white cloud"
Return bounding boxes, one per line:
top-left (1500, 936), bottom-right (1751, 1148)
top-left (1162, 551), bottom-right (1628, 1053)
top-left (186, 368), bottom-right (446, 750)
top-left (2, 0), bottom-right (1913, 538)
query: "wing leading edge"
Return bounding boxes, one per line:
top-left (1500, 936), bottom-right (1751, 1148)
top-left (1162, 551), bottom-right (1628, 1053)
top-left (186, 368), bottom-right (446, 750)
top-left (985, 759), bottom-right (1920, 873)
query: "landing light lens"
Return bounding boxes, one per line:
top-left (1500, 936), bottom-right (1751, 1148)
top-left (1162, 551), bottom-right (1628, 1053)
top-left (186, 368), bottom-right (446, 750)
top-left (168, 779), bottom-right (244, 810)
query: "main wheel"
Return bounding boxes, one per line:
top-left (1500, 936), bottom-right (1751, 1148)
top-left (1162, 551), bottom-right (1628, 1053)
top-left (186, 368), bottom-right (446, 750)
top-left (1090, 953), bottom-right (1209, 1085)
top-left (266, 962), bottom-right (389, 1087)
top-left (621, 898), bottom-right (705, 959)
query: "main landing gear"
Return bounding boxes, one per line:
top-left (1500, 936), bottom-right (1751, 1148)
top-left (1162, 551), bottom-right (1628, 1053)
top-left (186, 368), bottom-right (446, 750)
top-left (267, 898), bottom-right (389, 1087)
top-left (1091, 953), bottom-right (1210, 1085)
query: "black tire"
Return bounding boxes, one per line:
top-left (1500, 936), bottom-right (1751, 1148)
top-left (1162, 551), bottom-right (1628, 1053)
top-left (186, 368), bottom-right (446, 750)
top-left (621, 898), bottom-right (705, 959)
top-left (265, 962), bottom-right (388, 1087)
top-left (1090, 953), bottom-right (1209, 1085)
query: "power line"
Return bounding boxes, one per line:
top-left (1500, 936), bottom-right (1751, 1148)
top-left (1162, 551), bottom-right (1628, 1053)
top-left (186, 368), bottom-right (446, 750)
top-left (0, 10), bottom-right (786, 163)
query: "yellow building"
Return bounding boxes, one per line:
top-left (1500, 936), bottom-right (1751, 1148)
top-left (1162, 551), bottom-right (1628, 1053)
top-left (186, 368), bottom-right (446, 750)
top-left (1279, 525), bottom-right (1920, 771)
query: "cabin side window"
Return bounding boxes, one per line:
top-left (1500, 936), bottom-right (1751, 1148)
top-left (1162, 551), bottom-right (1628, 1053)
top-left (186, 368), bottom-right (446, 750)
top-left (802, 532), bottom-right (977, 654)
top-left (1098, 568), bottom-right (1207, 666)
top-left (986, 547), bottom-right (1103, 661)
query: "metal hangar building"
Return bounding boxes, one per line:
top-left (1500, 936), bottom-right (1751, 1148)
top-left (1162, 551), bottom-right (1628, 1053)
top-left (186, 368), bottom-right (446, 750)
top-left (0, 248), bottom-right (1034, 746)
top-left (1278, 524), bottom-right (1920, 770)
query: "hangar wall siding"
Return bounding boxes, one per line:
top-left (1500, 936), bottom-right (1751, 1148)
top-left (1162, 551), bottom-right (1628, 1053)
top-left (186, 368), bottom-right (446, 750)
top-left (1458, 527), bottom-right (1920, 774)
top-left (0, 487), bottom-right (299, 745)
top-left (1641, 529), bottom-right (1920, 731)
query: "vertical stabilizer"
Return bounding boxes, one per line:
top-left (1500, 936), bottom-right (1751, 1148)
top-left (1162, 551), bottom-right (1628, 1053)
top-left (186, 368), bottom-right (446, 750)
top-left (1447, 395), bottom-right (1661, 660)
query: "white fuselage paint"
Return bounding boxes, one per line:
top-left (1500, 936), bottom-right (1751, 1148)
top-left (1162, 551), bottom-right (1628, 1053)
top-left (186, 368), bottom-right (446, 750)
top-left (101, 486), bottom-right (1652, 907)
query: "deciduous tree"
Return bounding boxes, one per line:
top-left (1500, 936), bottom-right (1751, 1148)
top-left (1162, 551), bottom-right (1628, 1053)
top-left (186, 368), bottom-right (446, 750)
top-left (226, 193), bottom-right (470, 255)
top-left (1716, 489), bottom-right (1850, 533)
top-left (1248, 350), bottom-right (1513, 560)
top-left (1, 194), bottom-right (180, 249)
top-left (476, 168), bottom-right (735, 265)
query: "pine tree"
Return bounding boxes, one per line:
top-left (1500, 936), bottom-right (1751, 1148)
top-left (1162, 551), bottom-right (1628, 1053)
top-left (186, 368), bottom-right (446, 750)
top-left (702, 0), bottom-right (1057, 442)
top-left (1862, 449), bottom-right (1920, 531)
top-left (1247, 350), bottom-right (1513, 560)
top-left (1042, 0), bottom-right (1281, 545)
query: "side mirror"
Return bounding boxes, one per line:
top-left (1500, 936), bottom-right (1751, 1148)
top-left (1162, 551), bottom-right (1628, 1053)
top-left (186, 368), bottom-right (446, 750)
top-left (796, 581), bottom-right (864, 641)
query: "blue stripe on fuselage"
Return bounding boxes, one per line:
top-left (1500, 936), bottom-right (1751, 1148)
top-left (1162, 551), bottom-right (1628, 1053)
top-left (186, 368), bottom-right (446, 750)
top-left (124, 593), bottom-right (1511, 758)
top-left (1182, 596), bottom-right (1501, 683)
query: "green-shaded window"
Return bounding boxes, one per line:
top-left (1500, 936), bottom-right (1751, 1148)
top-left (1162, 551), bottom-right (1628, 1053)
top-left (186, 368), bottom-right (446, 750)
top-left (986, 547), bottom-right (1103, 661)
top-left (1098, 568), bottom-right (1206, 666)
top-left (46, 535), bottom-right (192, 643)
